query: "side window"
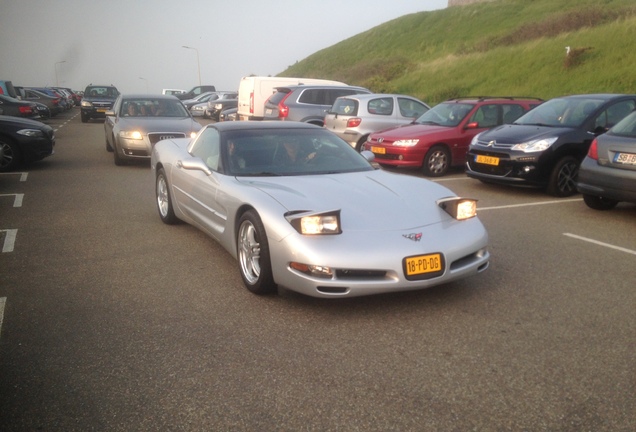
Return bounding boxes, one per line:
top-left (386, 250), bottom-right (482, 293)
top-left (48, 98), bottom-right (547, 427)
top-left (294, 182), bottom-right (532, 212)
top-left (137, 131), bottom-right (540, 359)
top-left (367, 97), bottom-right (393, 116)
top-left (597, 100), bottom-right (636, 130)
top-left (469, 104), bottom-right (500, 128)
top-left (398, 98), bottom-right (428, 118)
top-left (328, 89), bottom-right (359, 105)
top-left (298, 89), bottom-right (323, 105)
top-left (502, 104), bottom-right (525, 124)
top-left (190, 127), bottom-right (220, 170)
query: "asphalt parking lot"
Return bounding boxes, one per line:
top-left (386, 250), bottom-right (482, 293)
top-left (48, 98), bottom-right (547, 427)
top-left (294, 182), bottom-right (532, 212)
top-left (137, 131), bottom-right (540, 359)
top-left (0, 109), bottom-right (634, 431)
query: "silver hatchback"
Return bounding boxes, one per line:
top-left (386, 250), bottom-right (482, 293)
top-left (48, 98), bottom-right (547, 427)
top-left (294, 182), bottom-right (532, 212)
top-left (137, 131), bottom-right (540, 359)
top-left (324, 93), bottom-right (430, 151)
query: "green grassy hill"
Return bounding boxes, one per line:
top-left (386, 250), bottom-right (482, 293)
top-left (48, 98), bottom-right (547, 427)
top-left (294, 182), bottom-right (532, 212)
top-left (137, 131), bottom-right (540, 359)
top-left (279, 0), bottom-right (636, 104)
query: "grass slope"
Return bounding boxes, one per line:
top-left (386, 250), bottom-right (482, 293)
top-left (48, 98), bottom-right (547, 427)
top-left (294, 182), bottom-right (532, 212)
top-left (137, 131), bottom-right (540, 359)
top-left (280, 0), bottom-right (636, 104)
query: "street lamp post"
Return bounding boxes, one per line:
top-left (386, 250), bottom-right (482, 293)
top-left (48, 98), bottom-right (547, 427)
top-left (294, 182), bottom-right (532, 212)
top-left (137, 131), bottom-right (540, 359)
top-left (139, 77), bottom-right (149, 92)
top-left (182, 45), bottom-right (201, 86)
top-left (55, 60), bottom-right (66, 87)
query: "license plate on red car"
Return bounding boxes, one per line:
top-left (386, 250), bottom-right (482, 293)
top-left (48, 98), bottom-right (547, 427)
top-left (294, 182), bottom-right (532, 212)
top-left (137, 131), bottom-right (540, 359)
top-left (615, 152), bottom-right (636, 165)
top-left (371, 146), bottom-right (386, 154)
top-left (403, 253), bottom-right (444, 280)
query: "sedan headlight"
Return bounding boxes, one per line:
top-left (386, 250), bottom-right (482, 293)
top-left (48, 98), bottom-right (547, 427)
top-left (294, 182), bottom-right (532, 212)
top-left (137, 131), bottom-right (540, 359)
top-left (17, 129), bottom-right (45, 137)
top-left (119, 130), bottom-right (143, 140)
top-left (393, 139), bottom-right (419, 147)
top-left (437, 197), bottom-right (478, 220)
top-left (286, 210), bottom-right (342, 235)
top-left (511, 137), bottom-right (557, 152)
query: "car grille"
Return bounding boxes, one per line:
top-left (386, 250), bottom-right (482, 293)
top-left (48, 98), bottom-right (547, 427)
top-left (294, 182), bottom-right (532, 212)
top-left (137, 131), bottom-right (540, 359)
top-left (373, 153), bottom-right (400, 161)
top-left (473, 138), bottom-right (515, 149)
top-left (92, 101), bottom-right (113, 109)
top-left (336, 269), bottom-right (387, 279)
top-left (148, 132), bottom-right (186, 145)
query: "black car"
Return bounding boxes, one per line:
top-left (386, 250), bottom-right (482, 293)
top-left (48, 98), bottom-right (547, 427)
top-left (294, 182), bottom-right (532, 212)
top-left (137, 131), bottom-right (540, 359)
top-left (80, 84), bottom-right (119, 122)
top-left (206, 97), bottom-right (238, 121)
top-left (577, 111), bottom-right (636, 210)
top-left (0, 94), bottom-right (40, 119)
top-left (0, 115), bottom-right (55, 172)
top-left (466, 94), bottom-right (636, 196)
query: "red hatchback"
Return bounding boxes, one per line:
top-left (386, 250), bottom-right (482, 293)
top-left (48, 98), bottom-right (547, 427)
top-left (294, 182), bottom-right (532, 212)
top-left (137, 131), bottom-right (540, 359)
top-left (364, 97), bottom-right (542, 177)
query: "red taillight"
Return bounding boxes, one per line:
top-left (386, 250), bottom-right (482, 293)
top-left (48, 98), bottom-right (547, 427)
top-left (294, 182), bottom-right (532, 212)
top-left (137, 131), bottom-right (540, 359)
top-left (249, 92), bottom-right (254, 114)
top-left (19, 106), bottom-right (33, 114)
top-left (587, 138), bottom-right (599, 160)
top-left (53, 98), bottom-right (60, 106)
top-left (347, 118), bottom-right (362, 128)
top-left (277, 93), bottom-right (292, 119)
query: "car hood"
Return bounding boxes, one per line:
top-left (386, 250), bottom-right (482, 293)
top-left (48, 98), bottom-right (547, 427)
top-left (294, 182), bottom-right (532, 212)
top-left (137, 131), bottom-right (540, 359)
top-left (239, 170), bottom-right (457, 231)
top-left (479, 124), bottom-right (575, 144)
top-left (116, 117), bottom-right (200, 133)
top-left (0, 114), bottom-right (50, 129)
top-left (373, 123), bottom-right (452, 139)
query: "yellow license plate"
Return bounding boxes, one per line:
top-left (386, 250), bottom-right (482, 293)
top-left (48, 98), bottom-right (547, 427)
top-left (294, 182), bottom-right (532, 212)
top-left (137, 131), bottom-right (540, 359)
top-left (476, 155), bottom-right (499, 166)
top-left (96, 108), bottom-right (107, 113)
top-left (371, 146), bottom-right (386, 154)
top-left (404, 253), bottom-right (443, 277)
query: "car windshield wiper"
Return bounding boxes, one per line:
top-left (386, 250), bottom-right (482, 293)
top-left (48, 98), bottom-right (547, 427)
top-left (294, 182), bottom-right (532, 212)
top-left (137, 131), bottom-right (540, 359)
top-left (417, 121), bottom-right (442, 126)
top-left (247, 171), bottom-right (282, 177)
top-left (519, 122), bottom-right (554, 127)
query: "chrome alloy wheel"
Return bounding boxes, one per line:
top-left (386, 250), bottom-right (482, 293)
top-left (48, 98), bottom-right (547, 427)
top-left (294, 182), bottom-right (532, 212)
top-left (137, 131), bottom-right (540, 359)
top-left (238, 219), bottom-right (261, 285)
top-left (156, 174), bottom-right (170, 218)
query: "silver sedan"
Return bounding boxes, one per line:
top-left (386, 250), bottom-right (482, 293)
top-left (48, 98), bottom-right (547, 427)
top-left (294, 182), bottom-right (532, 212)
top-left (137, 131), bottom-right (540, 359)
top-left (151, 121), bottom-right (489, 298)
top-left (105, 94), bottom-right (201, 165)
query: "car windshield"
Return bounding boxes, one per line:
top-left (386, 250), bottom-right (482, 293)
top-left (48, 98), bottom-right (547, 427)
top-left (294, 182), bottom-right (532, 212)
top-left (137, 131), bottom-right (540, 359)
top-left (121, 99), bottom-right (190, 117)
top-left (201, 128), bottom-right (375, 176)
top-left (609, 111), bottom-right (636, 138)
top-left (414, 102), bottom-right (473, 127)
top-left (514, 97), bottom-right (604, 128)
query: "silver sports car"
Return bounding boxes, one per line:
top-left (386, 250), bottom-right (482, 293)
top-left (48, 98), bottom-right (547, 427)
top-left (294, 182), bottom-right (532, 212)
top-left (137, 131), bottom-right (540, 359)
top-left (105, 94), bottom-right (201, 165)
top-left (151, 121), bottom-right (489, 298)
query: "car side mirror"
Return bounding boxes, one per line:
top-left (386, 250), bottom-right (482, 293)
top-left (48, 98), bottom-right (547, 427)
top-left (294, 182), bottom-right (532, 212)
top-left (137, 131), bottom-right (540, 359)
top-left (361, 150), bottom-right (375, 163)
top-left (177, 157), bottom-right (212, 176)
top-left (592, 125), bottom-right (608, 135)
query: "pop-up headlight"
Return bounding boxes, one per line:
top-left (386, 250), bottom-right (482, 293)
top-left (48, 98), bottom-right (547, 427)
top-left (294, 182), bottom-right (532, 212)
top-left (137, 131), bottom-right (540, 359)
top-left (437, 197), bottom-right (478, 220)
top-left (287, 210), bottom-right (342, 235)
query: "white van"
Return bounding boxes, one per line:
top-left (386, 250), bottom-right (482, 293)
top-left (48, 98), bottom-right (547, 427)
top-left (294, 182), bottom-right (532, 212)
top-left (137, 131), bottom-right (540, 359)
top-left (237, 76), bottom-right (346, 121)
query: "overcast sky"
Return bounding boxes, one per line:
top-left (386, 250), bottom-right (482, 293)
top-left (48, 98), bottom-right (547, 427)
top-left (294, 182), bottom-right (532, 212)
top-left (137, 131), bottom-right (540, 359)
top-left (0, 0), bottom-right (447, 94)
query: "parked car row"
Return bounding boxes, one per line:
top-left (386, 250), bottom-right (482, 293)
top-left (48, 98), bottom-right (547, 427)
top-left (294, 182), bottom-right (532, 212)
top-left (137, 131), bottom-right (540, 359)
top-left (235, 77), bottom-right (634, 209)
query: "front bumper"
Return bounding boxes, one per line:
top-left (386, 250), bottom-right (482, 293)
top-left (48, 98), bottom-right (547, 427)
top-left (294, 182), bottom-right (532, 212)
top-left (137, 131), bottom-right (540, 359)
top-left (466, 149), bottom-right (550, 188)
top-left (269, 216), bottom-right (489, 298)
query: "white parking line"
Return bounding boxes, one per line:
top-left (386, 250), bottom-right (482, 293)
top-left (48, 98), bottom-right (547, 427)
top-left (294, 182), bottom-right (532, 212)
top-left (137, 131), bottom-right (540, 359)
top-left (1, 229), bottom-right (17, 253)
top-left (0, 297), bottom-right (5, 339)
top-left (0, 193), bottom-right (24, 207)
top-left (477, 198), bottom-right (582, 211)
top-left (563, 233), bottom-right (636, 256)
top-left (0, 172), bottom-right (28, 181)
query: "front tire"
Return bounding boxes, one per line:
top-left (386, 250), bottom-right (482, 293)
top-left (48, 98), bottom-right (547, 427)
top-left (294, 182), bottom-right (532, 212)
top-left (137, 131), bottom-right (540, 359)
top-left (547, 156), bottom-right (579, 197)
top-left (113, 140), bottom-right (124, 166)
top-left (0, 138), bottom-right (21, 172)
top-left (237, 210), bottom-right (276, 295)
top-left (81, 112), bottom-right (89, 123)
top-left (156, 168), bottom-right (178, 224)
top-left (422, 145), bottom-right (450, 177)
top-left (583, 194), bottom-right (619, 210)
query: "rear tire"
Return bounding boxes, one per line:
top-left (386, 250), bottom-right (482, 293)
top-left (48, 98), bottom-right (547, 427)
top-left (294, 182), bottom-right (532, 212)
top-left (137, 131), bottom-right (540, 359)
top-left (547, 156), bottom-right (579, 197)
top-left (583, 194), bottom-right (619, 210)
top-left (237, 210), bottom-right (276, 295)
top-left (422, 145), bottom-right (450, 177)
